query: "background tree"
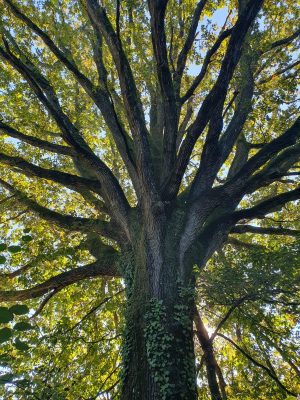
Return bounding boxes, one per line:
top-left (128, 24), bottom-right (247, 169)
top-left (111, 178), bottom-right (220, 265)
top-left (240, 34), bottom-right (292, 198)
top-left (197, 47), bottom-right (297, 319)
top-left (0, 0), bottom-right (299, 399)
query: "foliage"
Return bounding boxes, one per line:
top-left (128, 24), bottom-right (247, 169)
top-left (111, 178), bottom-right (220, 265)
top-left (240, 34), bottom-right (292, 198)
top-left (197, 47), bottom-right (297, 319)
top-left (0, 0), bottom-right (299, 398)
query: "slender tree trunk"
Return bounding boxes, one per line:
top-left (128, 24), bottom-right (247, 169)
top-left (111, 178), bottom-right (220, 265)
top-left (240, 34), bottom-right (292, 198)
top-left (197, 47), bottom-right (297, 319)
top-left (120, 219), bottom-right (198, 400)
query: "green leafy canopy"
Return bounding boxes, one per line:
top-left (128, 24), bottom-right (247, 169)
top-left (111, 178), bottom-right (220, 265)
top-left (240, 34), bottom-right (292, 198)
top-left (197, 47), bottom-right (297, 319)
top-left (0, 0), bottom-right (299, 399)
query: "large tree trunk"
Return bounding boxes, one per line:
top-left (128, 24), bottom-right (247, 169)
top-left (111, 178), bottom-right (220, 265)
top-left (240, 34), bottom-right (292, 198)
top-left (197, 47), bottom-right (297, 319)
top-left (120, 213), bottom-right (198, 400)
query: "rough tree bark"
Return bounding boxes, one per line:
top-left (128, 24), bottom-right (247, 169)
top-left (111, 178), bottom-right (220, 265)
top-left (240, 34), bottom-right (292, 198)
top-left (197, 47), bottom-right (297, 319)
top-left (120, 210), bottom-right (198, 400)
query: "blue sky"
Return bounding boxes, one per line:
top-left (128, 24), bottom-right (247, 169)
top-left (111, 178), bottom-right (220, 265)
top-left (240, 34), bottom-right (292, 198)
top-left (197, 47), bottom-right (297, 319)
top-left (188, 7), bottom-right (229, 76)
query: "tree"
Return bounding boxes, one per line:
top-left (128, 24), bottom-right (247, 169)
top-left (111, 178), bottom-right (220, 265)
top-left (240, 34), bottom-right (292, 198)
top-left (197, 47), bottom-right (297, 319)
top-left (0, 0), bottom-right (299, 398)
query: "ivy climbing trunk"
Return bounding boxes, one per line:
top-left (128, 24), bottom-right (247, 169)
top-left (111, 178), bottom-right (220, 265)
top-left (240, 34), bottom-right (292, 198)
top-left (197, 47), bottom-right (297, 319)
top-left (120, 213), bottom-right (198, 400)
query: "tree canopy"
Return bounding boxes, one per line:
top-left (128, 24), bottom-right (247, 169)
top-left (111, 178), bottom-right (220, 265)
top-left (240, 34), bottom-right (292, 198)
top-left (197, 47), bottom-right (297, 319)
top-left (0, 0), bottom-right (299, 399)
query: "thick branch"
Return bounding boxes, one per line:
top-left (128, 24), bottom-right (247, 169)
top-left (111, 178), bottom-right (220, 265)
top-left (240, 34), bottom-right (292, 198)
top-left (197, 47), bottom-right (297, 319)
top-left (245, 146), bottom-right (300, 195)
top-left (226, 134), bottom-right (250, 179)
top-left (231, 225), bottom-right (300, 236)
top-left (177, 97), bottom-right (194, 150)
top-left (227, 237), bottom-right (264, 249)
top-left (0, 121), bottom-right (74, 156)
top-left (269, 27), bottom-right (300, 51)
top-left (218, 44), bottom-right (257, 170)
top-left (0, 178), bottom-right (115, 238)
top-left (0, 151), bottom-right (108, 213)
top-left (186, 186), bottom-right (300, 272)
top-left (177, 43), bottom-right (258, 270)
top-left (234, 187), bottom-right (300, 221)
top-left (148, 0), bottom-right (178, 178)
top-left (0, 152), bottom-right (101, 195)
top-left (0, 259), bottom-right (120, 302)
top-left (85, 0), bottom-right (146, 131)
top-left (227, 116), bottom-right (300, 191)
top-left (0, 262), bottom-right (33, 280)
top-left (189, 39), bottom-right (258, 200)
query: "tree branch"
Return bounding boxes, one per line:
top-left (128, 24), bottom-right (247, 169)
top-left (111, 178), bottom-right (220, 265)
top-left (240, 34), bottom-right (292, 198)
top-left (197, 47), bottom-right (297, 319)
top-left (163, 0), bottom-right (263, 200)
top-left (191, 44), bottom-right (256, 198)
top-left (66, 289), bottom-right (124, 332)
top-left (258, 59), bottom-right (300, 84)
top-left (30, 288), bottom-right (62, 318)
top-left (219, 44), bottom-right (257, 164)
top-left (3, 0), bottom-right (137, 185)
top-left (210, 295), bottom-right (250, 342)
top-left (217, 333), bottom-right (297, 397)
top-left (268, 27), bottom-right (300, 51)
top-left (226, 116), bottom-right (300, 192)
top-left (234, 186), bottom-right (300, 221)
top-left (181, 28), bottom-right (233, 104)
top-left (0, 178), bottom-right (115, 238)
top-left (259, 332), bottom-right (300, 378)
top-left (176, 96), bottom-right (194, 150)
top-left (148, 0), bottom-right (178, 178)
top-left (0, 261), bottom-right (33, 280)
top-left (231, 225), bottom-right (300, 236)
top-left (0, 152), bottom-right (102, 195)
top-left (245, 146), bottom-right (300, 195)
top-left (185, 186), bottom-right (300, 272)
top-left (193, 305), bottom-right (223, 400)
top-left (0, 259), bottom-right (120, 302)
top-left (0, 244), bottom-right (83, 280)
top-left (0, 151), bottom-right (109, 212)
top-left (0, 39), bottom-right (130, 232)
top-left (227, 237), bottom-right (264, 249)
top-left (0, 121), bottom-right (74, 156)
top-left (86, 0), bottom-right (158, 203)
top-left (175, 0), bottom-right (208, 85)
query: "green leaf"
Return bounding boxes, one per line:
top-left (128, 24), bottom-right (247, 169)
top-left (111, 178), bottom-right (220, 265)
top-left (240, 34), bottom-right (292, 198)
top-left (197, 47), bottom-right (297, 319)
top-left (13, 321), bottom-right (33, 331)
top-left (0, 243), bottom-right (7, 251)
top-left (0, 307), bottom-right (14, 323)
top-left (21, 235), bottom-right (33, 242)
top-left (14, 338), bottom-right (29, 351)
top-left (15, 378), bottom-right (30, 386)
top-left (0, 327), bottom-right (13, 343)
top-left (7, 245), bottom-right (22, 254)
top-left (0, 373), bottom-right (14, 385)
top-left (23, 228), bottom-right (31, 233)
top-left (9, 304), bottom-right (29, 315)
top-left (0, 353), bottom-right (12, 366)
top-left (0, 255), bottom-right (6, 264)
top-left (0, 353), bottom-right (10, 361)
